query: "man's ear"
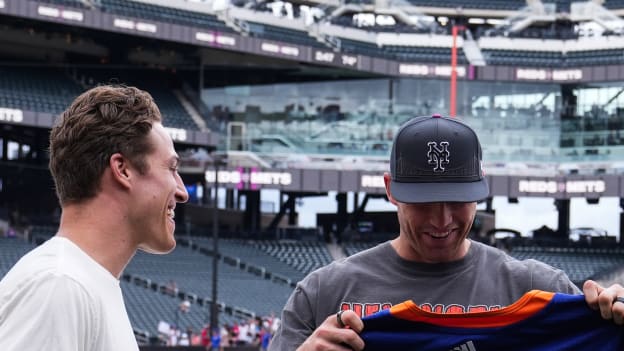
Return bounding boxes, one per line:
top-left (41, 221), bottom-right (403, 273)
top-left (109, 153), bottom-right (132, 189)
top-left (384, 172), bottom-right (398, 205)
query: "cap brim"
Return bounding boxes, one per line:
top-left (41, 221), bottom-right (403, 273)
top-left (390, 178), bottom-right (489, 203)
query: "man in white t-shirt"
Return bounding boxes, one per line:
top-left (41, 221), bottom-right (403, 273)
top-left (0, 85), bottom-right (189, 350)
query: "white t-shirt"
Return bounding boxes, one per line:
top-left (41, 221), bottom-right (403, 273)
top-left (0, 236), bottom-right (139, 351)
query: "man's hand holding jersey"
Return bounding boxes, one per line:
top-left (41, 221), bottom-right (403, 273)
top-left (584, 280), bottom-right (624, 325)
top-left (296, 310), bottom-right (364, 351)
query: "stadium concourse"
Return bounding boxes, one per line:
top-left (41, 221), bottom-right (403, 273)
top-left (3, 0), bottom-right (624, 348)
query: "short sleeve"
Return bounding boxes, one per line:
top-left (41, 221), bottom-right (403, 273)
top-left (0, 273), bottom-right (97, 351)
top-left (268, 278), bottom-right (318, 351)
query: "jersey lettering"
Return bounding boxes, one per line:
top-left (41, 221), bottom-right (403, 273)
top-left (341, 302), bottom-right (500, 317)
top-left (340, 302), bottom-right (392, 318)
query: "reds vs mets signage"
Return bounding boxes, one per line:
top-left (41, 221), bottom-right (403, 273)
top-left (509, 176), bottom-right (620, 198)
top-left (203, 168), bottom-right (624, 199)
top-left (205, 168), bottom-right (293, 190)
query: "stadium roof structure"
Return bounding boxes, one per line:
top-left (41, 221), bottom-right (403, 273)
top-left (5, 0), bottom-right (624, 178)
top-left (5, 0), bottom-right (624, 81)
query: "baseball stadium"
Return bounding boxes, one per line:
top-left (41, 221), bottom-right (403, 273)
top-left (1, 0), bottom-right (624, 349)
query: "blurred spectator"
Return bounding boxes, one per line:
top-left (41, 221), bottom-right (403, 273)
top-left (231, 321), bottom-right (240, 344)
top-left (188, 326), bottom-right (200, 346)
top-left (220, 324), bottom-right (231, 348)
top-left (260, 326), bottom-right (272, 351)
top-left (168, 325), bottom-right (179, 346)
top-left (201, 323), bottom-right (211, 347)
top-left (179, 331), bottom-right (190, 346)
top-left (165, 279), bottom-right (178, 296)
top-left (179, 300), bottom-right (191, 313)
top-left (211, 328), bottom-right (222, 351)
top-left (148, 315), bottom-right (284, 348)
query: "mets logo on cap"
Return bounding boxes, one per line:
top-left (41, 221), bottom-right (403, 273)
top-left (427, 141), bottom-right (449, 172)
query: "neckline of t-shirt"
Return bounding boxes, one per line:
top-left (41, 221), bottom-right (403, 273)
top-left (53, 236), bottom-right (120, 286)
top-left (383, 239), bottom-right (478, 276)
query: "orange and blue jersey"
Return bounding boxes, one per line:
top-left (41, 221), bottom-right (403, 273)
top-left (361, 290), bottom-right (624, 351)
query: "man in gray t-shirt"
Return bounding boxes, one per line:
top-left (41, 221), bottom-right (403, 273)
top-left (269, 115), bottom-right (624, 351)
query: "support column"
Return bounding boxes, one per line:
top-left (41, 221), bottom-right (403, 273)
top-left (2, 137), bottom-right (7, 161)
top-left (620, 198), bottom-right (624, 247)
top-left (335, 193), bottom-right (348, 242)
top-left (485, 197), bottom-right (493, 213)
top-left (287, 194), bottom-right (297, 226)
top-left (266, 193), bottom-right (295, 231)
top-left (237, 191), bottom-right (243, 210)
top-left (554, 199), bottom-right (570, 239)
top-left (243, 190), bottom-right (261, 232)
top-left (225, 189), bottom-right (235, 209)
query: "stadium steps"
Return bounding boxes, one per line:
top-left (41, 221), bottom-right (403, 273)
top-left (308, 26), bottom-right (341, 51)
top-left (74, 68), bottom-right (200, 131)
top-left (172, 90), bottom-right (207, 131)
top-left (326, 242), bottom-right (347, 260)
top-left (463, 29), bottom-right (486, 66)
top-left (215, 12), bottom-right (251, 36)
top-left (223, 150), bottom-right (273, 168)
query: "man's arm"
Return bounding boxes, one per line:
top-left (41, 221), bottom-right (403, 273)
top-left (269, 285), bottom-right (315, 351)
top-left (295, 310), bottom-right (364, 351)
top-left (269, 286), bottom-right (364, 351)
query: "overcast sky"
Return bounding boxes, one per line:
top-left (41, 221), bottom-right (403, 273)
top-left (283, 192), bottom-right (621, 237)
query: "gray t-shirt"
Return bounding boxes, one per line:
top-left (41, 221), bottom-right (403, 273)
top-left (268, 240), bottom-right (581, 351)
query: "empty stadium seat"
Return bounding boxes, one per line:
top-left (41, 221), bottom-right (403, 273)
top-left (0, 66), bottom-right (84, 115)
top-left (124, 244), bottom-right (294, 318)
top-left (97, 0), bottom-right (234, 34)
top-left (77, 68), bottom-right (201, 131)
top-left (509, 245), bottom-right (624, 285)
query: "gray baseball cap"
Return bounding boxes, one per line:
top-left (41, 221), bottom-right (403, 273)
top-left (389, 114), bottom-right (489, 203)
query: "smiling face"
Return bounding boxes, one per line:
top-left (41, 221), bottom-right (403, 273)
top-left (131, 122), bottom-right (189, 254)
top-left (384, 173), bottom-right (476, 263)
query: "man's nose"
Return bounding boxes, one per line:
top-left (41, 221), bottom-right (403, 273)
top-left (429, 202), bottom-right (453, 230)
top-left (176, 175), bottom-right (189, 203)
